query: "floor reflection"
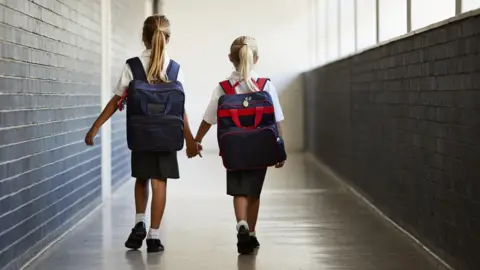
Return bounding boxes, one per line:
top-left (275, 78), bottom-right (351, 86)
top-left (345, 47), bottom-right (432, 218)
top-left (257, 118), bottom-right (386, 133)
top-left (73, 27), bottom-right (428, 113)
top-left (24, 154), bottom-right (447, 270)
top-left (237, 254), bottom-right (257, 270)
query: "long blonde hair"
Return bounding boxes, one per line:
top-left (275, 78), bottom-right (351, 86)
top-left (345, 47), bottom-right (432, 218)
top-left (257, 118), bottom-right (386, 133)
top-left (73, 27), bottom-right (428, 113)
top-left (230, 36), bottom-right (259, 92)
top-left (142, 15), bottom-right (171, 84)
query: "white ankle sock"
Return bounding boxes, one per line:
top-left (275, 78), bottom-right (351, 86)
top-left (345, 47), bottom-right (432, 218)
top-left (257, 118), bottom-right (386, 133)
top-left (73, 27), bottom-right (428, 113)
top-left (236, 220), bottom-right (249, 232)
top-left (135, 213), bottom-right (146, 225)
top-left (249, 231), bottom-right (256, 237)
top-left (148, 228), bottom-right (160, 239)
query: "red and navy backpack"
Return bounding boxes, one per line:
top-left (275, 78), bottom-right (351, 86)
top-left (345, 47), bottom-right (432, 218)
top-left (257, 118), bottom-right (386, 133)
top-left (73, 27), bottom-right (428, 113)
top-left (216, 78), bottom-right (287, 171)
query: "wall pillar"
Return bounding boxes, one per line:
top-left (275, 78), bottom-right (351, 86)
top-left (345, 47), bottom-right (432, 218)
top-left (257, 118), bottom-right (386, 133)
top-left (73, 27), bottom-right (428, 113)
top-left (154, 0), bottom-right (164, 14)
top-left (101, 0), bottom-right (112, 201)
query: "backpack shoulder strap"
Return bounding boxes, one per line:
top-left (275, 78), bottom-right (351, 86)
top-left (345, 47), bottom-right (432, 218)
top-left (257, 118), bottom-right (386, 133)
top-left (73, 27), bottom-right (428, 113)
top-left (166, 60), bottom-right (180, 81)
top-left (219, 80), bottom-right (235, 95)
top-left (256, 78), bottom-right (270, 91)
top-left (126, 57), bottom-right (147, 82)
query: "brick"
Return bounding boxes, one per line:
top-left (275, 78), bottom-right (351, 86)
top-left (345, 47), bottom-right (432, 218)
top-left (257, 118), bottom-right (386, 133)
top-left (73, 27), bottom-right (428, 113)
top-left (419, 77), bottom-right (437, 91)
top-left (398, 39), bottom-right (414, 53)
top-left (0, 161), bottom-right (101, 237)
top-left (0, 76), bottom-right (99, 94)
top-left (433, 59), bottom-right (449, 76)
top-left (445, 22), bottom-right (463, 41)
top-left (0, 117), bottom-right (95, 145)
top-left (305, 13), bottom-right (480, 270)
top-left (0, 94), bottom-right (99, 110)
top-left (0, 106), bottom-right (100, 128)
top-left (0, 182), bottom-right (101, 269)
top-left (445, 40), bottom-right (462, 58)
top-left (0, 148), bottom-right (99, 198)
top-left (461, 17), bottom-right (480, 37)
top-left (0, 0), bottom-right (144, 268)
top-left (0, 129), bottom-right (89, 163)
top-left (413, 34), bottom-right (424, 50)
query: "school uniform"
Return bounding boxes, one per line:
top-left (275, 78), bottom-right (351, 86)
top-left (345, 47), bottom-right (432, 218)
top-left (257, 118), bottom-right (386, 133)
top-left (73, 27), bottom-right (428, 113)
top-left (114, 49), bottom-right (186, 180)
top-left (203, 71), bottom-right (285, 198)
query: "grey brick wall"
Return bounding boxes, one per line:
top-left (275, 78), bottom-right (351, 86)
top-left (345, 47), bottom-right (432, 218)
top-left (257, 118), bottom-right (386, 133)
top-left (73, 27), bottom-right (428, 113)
top-left (304, 15), bottom-right (480, 270)
top-left (0, 1), bottom-right (102, 268)
top-left (110, 0), bottom-right (145, 188)
top-left (0, 0), bottom-right (147, 269)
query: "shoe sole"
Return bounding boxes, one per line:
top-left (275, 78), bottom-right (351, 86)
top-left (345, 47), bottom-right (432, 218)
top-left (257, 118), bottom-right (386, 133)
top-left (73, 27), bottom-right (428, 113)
top-left (237, 230), bottom-right (254, 255)
top-left (147, 246), bottom-right (165, 253)
top-left (125, 231), bottom-right (147, 250)
top-left (251, 238), bottom-right (260, 249)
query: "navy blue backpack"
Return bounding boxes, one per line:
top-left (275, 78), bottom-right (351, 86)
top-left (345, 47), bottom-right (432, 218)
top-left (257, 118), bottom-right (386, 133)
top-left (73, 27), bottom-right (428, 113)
top-left (122, 57), bottom-right (185, 152)
top-left (217, 78), bottom-right (287, 171)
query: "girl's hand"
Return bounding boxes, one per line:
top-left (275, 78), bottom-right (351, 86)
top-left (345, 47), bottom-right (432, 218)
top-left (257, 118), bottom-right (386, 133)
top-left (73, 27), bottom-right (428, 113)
top-left (196, 142), bottom-right (203, 157)
top-left (186, 141), bottom-right (201, 158)
top-left (275, 160), bottom-right (285, 168)
top-left (85, 127), bottom-right (99, 146)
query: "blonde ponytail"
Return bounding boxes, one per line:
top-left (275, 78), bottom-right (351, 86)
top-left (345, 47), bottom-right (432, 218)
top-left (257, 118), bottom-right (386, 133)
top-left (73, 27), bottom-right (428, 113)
top-left (230, 36), bottom-right (259, 92)
top-left (142, 15), bottom-right (171, 84)
top-left (147, 29), bottom-right (167, 83)
top-left (238, 44), bottom-right (258, 92)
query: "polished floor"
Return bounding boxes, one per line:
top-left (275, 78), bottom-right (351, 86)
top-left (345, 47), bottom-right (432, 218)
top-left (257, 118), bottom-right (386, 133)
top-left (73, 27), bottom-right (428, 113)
top-left (24, 154), bottom-right (447, 270)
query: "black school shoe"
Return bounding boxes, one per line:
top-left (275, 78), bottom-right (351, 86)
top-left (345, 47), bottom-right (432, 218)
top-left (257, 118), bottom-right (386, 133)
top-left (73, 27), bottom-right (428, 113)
top-left (251, 236), bottom-right (260, 248)
top-left (146, 239), bottom-right (165, 253)
top-left (237, 225), bottom-right (254, 254)
top-left (125, 222), bottom-right (147, 250)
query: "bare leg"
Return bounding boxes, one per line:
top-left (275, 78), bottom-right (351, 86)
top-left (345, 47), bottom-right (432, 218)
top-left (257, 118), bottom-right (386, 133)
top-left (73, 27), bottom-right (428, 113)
top-left (145, 179), bottom-right (167, 253)
top-left (150, 179), bottom-right (167, 230)
top-left (234, 195), bottom-right (254, 254)
top-left (247, 197), bottom-right (260, 232)
top-left (125, 179), bottom-right (149, 250)
top-left (233, 196), bottom-right (249, 223)
top-left (135, 178), bottom-right (149, 214)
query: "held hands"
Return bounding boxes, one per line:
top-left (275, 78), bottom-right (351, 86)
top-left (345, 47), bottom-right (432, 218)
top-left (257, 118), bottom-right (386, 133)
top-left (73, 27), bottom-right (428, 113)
top-left (186, 140), bottom-right (202, 158)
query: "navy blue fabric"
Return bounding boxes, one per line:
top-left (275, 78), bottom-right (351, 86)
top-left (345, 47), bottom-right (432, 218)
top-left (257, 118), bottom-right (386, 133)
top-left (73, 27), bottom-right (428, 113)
top-left (166, 60), bottom-right (180, 82)
top-left (126, 57), bottom-right (147, 81)
top-left (217, 90), bottom-right (287, 171)
top-left (126, 57), bottom-right (185, 152)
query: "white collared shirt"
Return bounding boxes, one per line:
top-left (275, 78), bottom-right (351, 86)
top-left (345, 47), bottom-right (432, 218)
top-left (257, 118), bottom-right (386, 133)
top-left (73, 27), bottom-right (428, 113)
top-left (203, 71), bottom-right (285, 125)
top-left (113, 49), bottom-right (185, 96)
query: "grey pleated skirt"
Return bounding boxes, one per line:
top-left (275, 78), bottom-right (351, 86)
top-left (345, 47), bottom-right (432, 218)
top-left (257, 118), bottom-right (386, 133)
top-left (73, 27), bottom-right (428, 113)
top-left (226, 168), bottom-right (268, 198)
top-left (131, 151), bottom-right (179, 180)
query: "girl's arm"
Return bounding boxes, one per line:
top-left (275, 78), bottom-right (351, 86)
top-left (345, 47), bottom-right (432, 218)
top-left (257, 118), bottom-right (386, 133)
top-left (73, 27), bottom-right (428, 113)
top-left (85, 95), bottom-right (121, 146)
top-left (277, 121), bottom-right (284, 138)
top-left (184, 112), bottom-right (200, 157)
top-left (183, 112), bottom-right (195, 142)
top-left (92, 96), bottom-right (121, 129)
top-left (195, 86), bottom-right (219, 142)
top-left (194, 120), bottom-right (212, 143)
top-left (191, 86), bottom-right (219, 153)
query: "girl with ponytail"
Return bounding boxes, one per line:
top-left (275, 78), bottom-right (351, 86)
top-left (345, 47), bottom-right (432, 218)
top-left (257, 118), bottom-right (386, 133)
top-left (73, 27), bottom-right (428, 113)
top-left (85, 15), bottom-right (199, 253)
top-left (193, 36), bottom-right (285, 254)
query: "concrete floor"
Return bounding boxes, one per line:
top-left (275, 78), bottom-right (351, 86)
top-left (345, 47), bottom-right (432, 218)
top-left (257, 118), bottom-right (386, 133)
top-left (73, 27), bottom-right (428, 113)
top-left (24, 154), bottom-right (447, 270)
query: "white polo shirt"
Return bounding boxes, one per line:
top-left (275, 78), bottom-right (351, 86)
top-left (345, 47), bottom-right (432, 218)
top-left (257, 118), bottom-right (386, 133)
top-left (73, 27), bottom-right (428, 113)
top-left (203, 71), bottom-right (285, 125)
top-left (113, 49), bottom-right (185, 96)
